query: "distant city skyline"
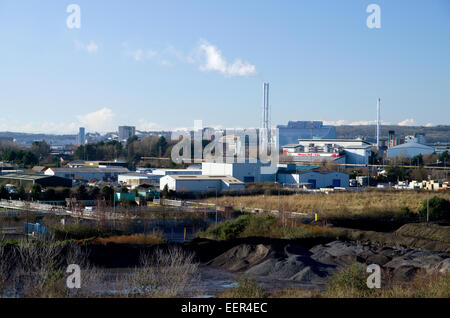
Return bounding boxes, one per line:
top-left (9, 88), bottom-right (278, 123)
top-left (0, 0), bottom-right (449, 134)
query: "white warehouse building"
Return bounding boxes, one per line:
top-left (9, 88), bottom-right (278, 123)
top-left (202, 162), bottom-right (276, 183)
top-left (387, 142), bottom-right (435, 158)
top-left (284, 139), bottom-right (372, 165)
top-left (45, 167), bottom-right (130, 181)
top-left (278, 171), bottom-right (349, 189)
top-left (159, 175), bottom-right (245, 192)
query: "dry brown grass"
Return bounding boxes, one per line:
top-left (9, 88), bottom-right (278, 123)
top-left (204, 190), bottom-right (450, 217)
top-left (128, 246), bottom-right (201, 297)
top-left (269, 267), bottom-right (450, 298)
top-left (93, 233), bottom-right (165, 245)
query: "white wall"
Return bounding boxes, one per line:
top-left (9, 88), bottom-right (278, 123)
top-left (201, 162), bottom-right (276, 183)
top-left (344, 148), bottom-right (371, 165)
top-left (297, 171), bottom-right (349, 188)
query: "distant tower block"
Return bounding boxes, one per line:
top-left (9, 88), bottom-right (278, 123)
top-left (376, 98), bottom-right (381, 149)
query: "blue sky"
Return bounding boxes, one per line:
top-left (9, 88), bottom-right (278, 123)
top-left (0, 0), bottom-right (449, 134)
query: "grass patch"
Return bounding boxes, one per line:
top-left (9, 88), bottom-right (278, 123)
top-left (93, 233), bottom-right (165, 245)
top-left (203, 190), bottom-right (450, 218)
top-left (269, 267), bottom-right (450, 298)
top-left (197, 214), bottom-right (333, 240)
top-left (47, 222), bottom-right (125, 240)
top-left (219, 277), bottom-right (267, 298)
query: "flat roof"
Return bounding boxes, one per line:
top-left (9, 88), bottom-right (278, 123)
top-left (298, 138), bottom-right (372, 145)
top-left (48, 167), bottom-right (130, 173)
top-left (0, 173), bottom-right (59, 181)
top-left (164, 175), bottom-right (244, 184)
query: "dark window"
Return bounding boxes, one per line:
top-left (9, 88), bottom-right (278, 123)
top-left (243, 176), bottom-right (255, 183)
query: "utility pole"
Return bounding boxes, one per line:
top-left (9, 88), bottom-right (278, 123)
top-left (113, 190), bottom-right (116, 229)
top-left (207, 186), bottom-right (218, 237)
top-left (215, 187), bottom-right (218, 236)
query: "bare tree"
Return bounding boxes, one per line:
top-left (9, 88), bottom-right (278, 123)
top-left (129, 246), bottom-right (201, 297)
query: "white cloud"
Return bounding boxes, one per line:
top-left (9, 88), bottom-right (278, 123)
top-left (137, 120), bottom-right (161, 131)
top-left (76, 108), bottom-right (115, 132)
top-left (322, 120), bottom-right (346, 126)
top-left (127, 48), bottom-right (157, 62)
top-left (425, 123), bottom-right (433, 127)
top-left (198, 40), bottom-right (257, 77)
top-left (123, 40), bottom-right (257, 77)
top-left (321, 120), bottom-right (391, 126)
top-left (398, 118), bottom-right (415, 126)
top-left (75, 40), bottom-right (99, 54)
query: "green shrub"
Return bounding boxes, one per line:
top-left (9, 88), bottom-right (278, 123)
top-left (199, 214), bottom-right (277, 240)
top-left (220, 277), bottom-right (267, 298)
top-left (325, 264), bottom-right (374, 298)
top-left (419, 196), bottom-right (450, 220)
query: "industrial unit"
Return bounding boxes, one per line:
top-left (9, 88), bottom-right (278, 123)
top-left (277, 121), bottom-right (337, 147)
top-left (202, 162), bottom-right (276, 183)
top-left (159, 175), bottom-right (245, 192)
top-left (44, 167), bottom-right (130, 181)
top-left (282, 139), bottom-right (372, 165)
top-left (386, 142), bottom-right (435, 158)
top-left (277, 171), bottom-right (349, 189)
top-left (118, 173), bottom-right (160, 189)
top-left (0, 173), bottom-right (72, 188)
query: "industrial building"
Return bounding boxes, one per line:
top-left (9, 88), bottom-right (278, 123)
top-left (159, 175), bottom-right (245, 192)
top-left (202, 162), bottom-right (276, 183)
top-left (118, 173), bottom-right (160, 188)
top-left (152, 168), bottom-right (202, 176)
top-left (282, 139), bottom-right (372, 165)
top-left (386, 142), bottom-right (435, 158)
top-left (277, 171), bottom-right (349, 189)
top-left (0, 173), bottom-right (72, 188)
top-left (44, 167), bottom-right (130, 181)
top-left (277, 121), bottom-right (337, 147)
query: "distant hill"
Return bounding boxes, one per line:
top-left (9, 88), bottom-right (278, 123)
top-left (0, 131), bottom-right (76, 145)
top-left (1, 125), bottom-right (449, 145)
top-left (335, 125), bottom-right (450, 144)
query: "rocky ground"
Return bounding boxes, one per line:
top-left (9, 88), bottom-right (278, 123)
top-left (203, 222), bottom-right (450, 290)
top-left (205, 240), bottom-right (450, 289)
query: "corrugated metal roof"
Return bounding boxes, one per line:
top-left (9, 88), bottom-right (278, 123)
top-left (47, 167), bottom-right (129, 173)
top-left (164, 175), bottom-right (244, 184)
top-left (0, 173), bottom-right (56, 180)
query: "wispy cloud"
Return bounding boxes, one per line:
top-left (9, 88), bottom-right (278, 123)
top-left (137, 120), bottom-right (161, 131)
top-left (197, 40), bottom-right (257, 77)
top-left (76, 108), bottom-right (115, 132)
top-left (322, 119), bottom-right (391, 126)
top-left (123, 43), bottom-right (184, 66)
top-left (398, 118), bottom-right (415, 126)
top-left (75, 40), bottom-right (99, 54)
top-left (123, 40), bottom-right (257, 77)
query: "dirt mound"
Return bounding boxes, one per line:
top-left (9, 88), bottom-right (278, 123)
top-left (245, 246), bottom-right (334, 284)
top-left (206, 240), bottom-right (450, 285)
top-left (395, 223), bottom-right (450, 243)
top-left (205, 244), bottom-right (273, 271)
